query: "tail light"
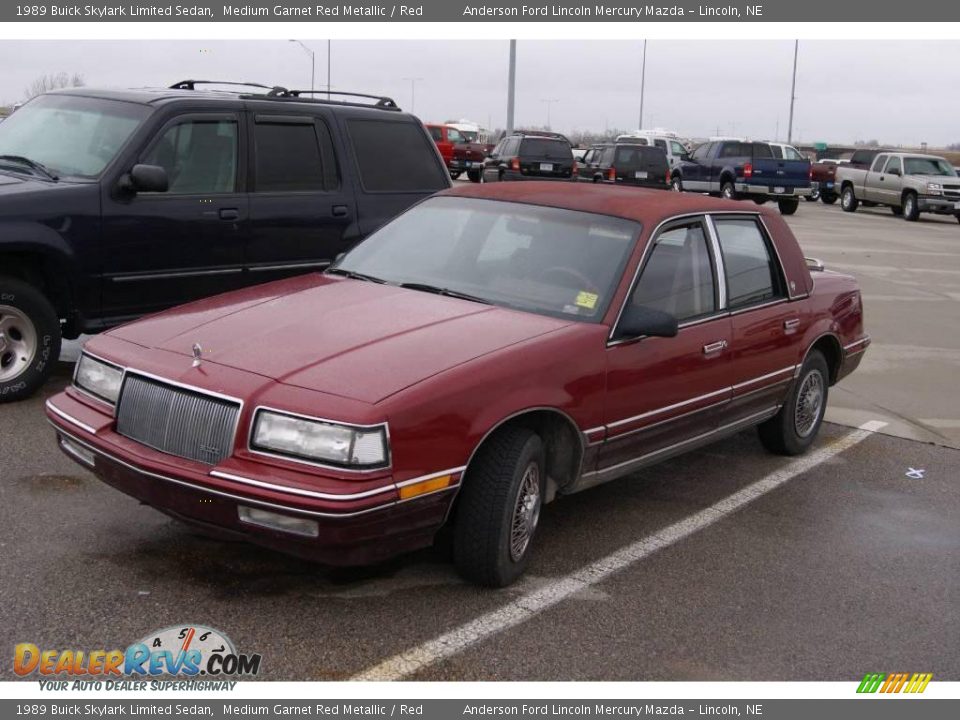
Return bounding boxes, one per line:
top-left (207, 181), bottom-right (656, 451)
top-left (510, 157), bottom-right (520, 171)
top-left (572, 161), bottom-right (579, 175)
top-left (809, 166), bottom-right (814, 181)
top-left (743, 162), bottom-right (753, 179)
top-left (607, 167), bottom-right (616, 182)
top-left (666, 169), bottom-right (671, 185)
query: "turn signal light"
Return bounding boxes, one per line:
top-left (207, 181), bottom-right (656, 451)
top-left (607, 167), bottom-right (616, 182)
top-left (398, 474), bottom-right (455, 500)
top-left (510, 157), bottom-right (520, 171)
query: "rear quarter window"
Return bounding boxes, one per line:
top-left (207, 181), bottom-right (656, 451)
top-left (347, 119), bottom-right (449, 192)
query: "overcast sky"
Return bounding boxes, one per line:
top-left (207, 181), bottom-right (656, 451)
top-left (2, 39), bottom-right (958, 147)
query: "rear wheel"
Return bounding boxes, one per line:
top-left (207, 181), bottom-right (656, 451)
top-left (450, 171), bottom-right (461, 180)
top-left (841, 186), bottom-right (859, 212)
top-left (0, 276), bottom-right (61, 403)
top-left (891, 205), bottom-right (903, 216)
top-left (720, 181), bottom-right (737, 200)
top-left (955, 214), bottom-right (960, 224)
top-left (758, 350), bottom-right (829, 456)
top-left (467, 170), bottom-right (481, 183)
top-left (778, 198), bottom-right (800, 215)
top-left (902, 192), bottom-right (920, 221)
top-left (805, 186), bottom-right (821, 202)
top-left (821, 192), bottom-right (838, 205)
top-left (453, 427), bottom-right (545, 587)
top-left (753, 198), bottom-right (768, 205)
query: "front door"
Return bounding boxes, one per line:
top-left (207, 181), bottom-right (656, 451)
top-left (99, 112), bottom-right (248, 319)
top-left (599, 217), bottom-right (732, 475)
top-left (863, 154), bottom-right (889, 203)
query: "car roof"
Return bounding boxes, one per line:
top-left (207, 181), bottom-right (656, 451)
top-left (440, 182), bottom-right (767, 226)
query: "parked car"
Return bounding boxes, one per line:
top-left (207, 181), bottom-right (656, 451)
top-left (481, 131), bottom-right (575, 183)
top-left (672, 140), bottom-right (812, 215)
top-left (425, 123), bottom-right (487, 181)
top-left (47, 183), bottom-right (869, 586)
top-left (615, 130), bottom-right (691, 170)
top-left (836, 152), bottom-right (960, 222)
top-left (577, 142), bottom-right (670, 189)
top-left (0, 81), bottom-right (450, 402)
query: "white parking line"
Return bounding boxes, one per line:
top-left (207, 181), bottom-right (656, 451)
top-left (351, 420), bottom-right (888, 681)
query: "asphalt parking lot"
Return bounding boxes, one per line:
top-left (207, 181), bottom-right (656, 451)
top-left (1, 197), bottom-right (958, 681)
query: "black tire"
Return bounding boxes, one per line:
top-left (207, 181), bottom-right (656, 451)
top-left (902, 192), bottom-right (920, 221)
top-left (466, 170), bottom-right (481, 183)
top-left (955, 214), bottom-right (960, 224)
top-left (720, 180), bottom-right (737, 200)
top-left (805, 187), bottom-right (820, 202)
top-left (758, 350), bottom-right (829, 456)
top-left (0, 276), bottom-right (61, 403)
top-left (453, 428), bottom-right (546, 587)
top-left (449, 171), bottom-right (461, 180)
top-left (821, 192), bottom-right (838, 205)
top-left (778, 198), bottom-right (800, 215)
top-left (752, 198), bottom-right (768, 205)
top-left (670, 175), bottom-right (683, 192)
top-left (841, 186), bottom-right (859, 212)
top-left (891, 205), bottom-right (903, 217)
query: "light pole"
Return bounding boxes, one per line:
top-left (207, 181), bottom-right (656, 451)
top-left (507, 40), bottom-right (516, 134)
top-left (541, 99), bottom-right (558, 130)
top-left (639, 39), bottom-right (647, 130)
top-left (402, 77), bottom-right (423, 113)
top-left (787, 40), bottom-right (798, 144)
top-left (289, 39), bottom-right (315, 93)
top-left (326, 40), bottom-right (331, 99)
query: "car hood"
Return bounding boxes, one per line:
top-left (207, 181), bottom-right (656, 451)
top-left (108, 275), bottom-right (574, 404)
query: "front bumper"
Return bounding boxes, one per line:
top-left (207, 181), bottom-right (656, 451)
top-left (46, 392), bottom-right (457, 566)
top-left (918, 195), bottom-right (960, 214)
top-left (736, 183), bottom-right (813, 198)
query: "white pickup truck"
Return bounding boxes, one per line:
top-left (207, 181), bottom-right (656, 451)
top-left (836, 151), bottom-right (960, 223)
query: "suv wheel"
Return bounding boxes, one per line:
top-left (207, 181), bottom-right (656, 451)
top-left (902, 192), bottom-right (920, 221)
top-left (757, 350), bottom-right (829, 456)
top-left (453, 427), bottom-right (545, 587)
top-left (670, 175), bottom-right (683, 192)
top-left (841, 186), bottom-right (859, 212)
top-left (778, 198), bottom-right (800, 215)
top-left (0, 276), bottom-right (62, 403)
top-left (720, 181), bottom-right (737, 200)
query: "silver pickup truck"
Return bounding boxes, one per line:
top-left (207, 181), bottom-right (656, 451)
top-left (836, 152), bottom-right (960, 222)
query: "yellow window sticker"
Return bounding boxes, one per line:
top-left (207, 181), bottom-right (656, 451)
top-left (575, 291), bottom-right (599, 310)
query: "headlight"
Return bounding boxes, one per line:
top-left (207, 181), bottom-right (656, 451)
top-left (926, 182), bottom-right (943, 194)
top-left (251, 410), bottom-right (388, 468)
top-left (74, 354), bottom-right (123, 404)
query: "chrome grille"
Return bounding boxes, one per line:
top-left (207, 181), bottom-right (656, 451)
top-left (942, 184), bottom-right (960, 200)
top-left (116, 375), bottom-right (240, 465)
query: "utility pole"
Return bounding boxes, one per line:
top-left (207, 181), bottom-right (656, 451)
top-left (507, 40), bottom-right (516, 134)
top-left (289, 39), bottom-right (315, 93)
top-left (326, 40), bottom-right (331, 99)
top-left (402, 77), bottom-right (423, 113)
top-left (541, 99), bottom-right (558, 130)
top-left (787, 40), bottom-right (798, 143)
top-left (638, 39), bottom-right (647, 130)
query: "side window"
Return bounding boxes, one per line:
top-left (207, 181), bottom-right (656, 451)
top-left (784, 146), bottom-right (804, 160)
top-left (884, 156), bottom-right (902, 174)
top-left (871, 155), bottom-right (888, 172)
top-left (629, 221), bottom-right (717, 322)
top-left (713, 218), bottom-right (784, 309)
top-left (491, 139), bottom-right (505, 157)
top-left (691, 143), bottom-right (710, 162)
top-left (582, 149), bottom-right (595, 164)
top-left (254, 120), bottom-right (335, 192)
top-left (601, 147), bottom-right (616, 165)
top-left (770, 145), bottom-right (783, 159)
top-left (719, 143), bottom-right (744, 158)
top-left (670, 140), bottom-right (687, 156)
top-left (447, 128), bottom-right (466, 144)
top-left (142, 118), bottom-right (238, 194)
top-left (428, 126), bottom-right (443, 142)
top-left (347, 119), bottom-right (449, 192)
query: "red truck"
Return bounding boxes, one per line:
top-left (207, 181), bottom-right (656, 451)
top-left (48, 183), bottom-right (868, 586)
top-left (809, 159), bottom-right (846, 204)
top-left (425, 123), bottom-right (487, 182)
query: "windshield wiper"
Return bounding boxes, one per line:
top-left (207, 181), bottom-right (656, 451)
top-left (0, 155), bottom-right (59, 182)
top-left (399, 282), bottom-right (491, 305)
top-left (325, 267), bottom-right (386, 283)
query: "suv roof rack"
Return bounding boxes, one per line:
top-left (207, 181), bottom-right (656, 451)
top-left (272, 89), bottom-right (400, 110)
top-left (170, 80), bottom-right (287, 93)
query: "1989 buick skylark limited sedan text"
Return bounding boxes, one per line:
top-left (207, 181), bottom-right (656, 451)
top-left (47, 183), bottom-right (869, 586)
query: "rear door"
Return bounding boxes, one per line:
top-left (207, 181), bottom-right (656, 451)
top-left (682, 142), bottom-right (713, 190)
top-left (877, 155), bottom-right (903, 204)
top-left (614, 145), bottom-right (668, 187)
top-left (245, 110), bottom-right (356, 284)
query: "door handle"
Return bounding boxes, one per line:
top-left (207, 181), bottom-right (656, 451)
top-left (218, 208), bottom-right (240, 221)
top-left (702, 340), bottom-right (728, 355)
top-left (783, 319), bottom-right (800, 333)
top-left (332, 204), bottom-right (349, 217)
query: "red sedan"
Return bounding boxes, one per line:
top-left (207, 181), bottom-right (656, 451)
top-left (47, 183), bottom-right (869, 586)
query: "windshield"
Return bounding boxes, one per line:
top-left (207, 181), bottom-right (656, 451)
top-left (903, 157), bottom-right (956, 176)
top-left (333, 197), bottom-right (639, 322)
top-left (521, 138), bottom-right (572, 160)
top-left (0, 94), bottom-right (148, 179)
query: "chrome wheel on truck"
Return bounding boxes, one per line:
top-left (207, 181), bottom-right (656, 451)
top-left (0, 305), bottom-right (37, 384)
top-left (0, 276), bottom-right (61, 403)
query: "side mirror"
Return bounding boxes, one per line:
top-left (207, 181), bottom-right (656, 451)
top-left (119, 164), bottom-right (168, 194)
top-left (615, 305), bottom-right (679, 340)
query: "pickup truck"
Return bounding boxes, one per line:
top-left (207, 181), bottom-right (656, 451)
top-left (425, 123), bottom-right (487, 182)
top-left (836, 152), bottom-right (960, 222)
top-left (0, 82), bottom-right (451, 402)
top-left (809, 159), bottom-right (845, 204)
top-left (672, 140), bottom-right (812, 215)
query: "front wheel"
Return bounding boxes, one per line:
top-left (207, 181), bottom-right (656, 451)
top-left (453, 428), bottom-right (545, 587)
top-left (0, 276), bottom-right (61, 403)
top-left (670, 175), bottom-right (683, 192)
top-left (891, 205), bottom-right (903, 217)
top-left (805, 187), bottom-right (821, 202)
top-left (467, 170), bottom-right (481, 183)
top-left (758, 350), bottom-right (829, 456)
top-left (821, 192), bottom-right (838, 205)
top-left (902, 192), bottom-right (920, 221)
top-left (841, 186), bottom-right (859, 212)
top-left (778, 198), bottom-right (800, 215)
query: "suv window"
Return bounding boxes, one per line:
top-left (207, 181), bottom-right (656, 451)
top-left (520, 138), bottom-right (572, 160)
top-left (630, 221), bottom-right (716, 322)
top-left (142, 118), bottom-right (238, 194)
top-left (502, 137), bottom-right (520, 156)
top-left (601, 147), bottom-right (615, 165)
top-left (254, 120), bottom-right (336, 192)
top-left (348, 119), bottom-right (448, 192)
top-left (713, 218), bottom-right (784, 309)
top-left (653, 139), bottom-right (667, 151)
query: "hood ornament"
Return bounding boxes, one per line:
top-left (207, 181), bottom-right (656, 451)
top-left (192, 343), bottom-right (203, 368)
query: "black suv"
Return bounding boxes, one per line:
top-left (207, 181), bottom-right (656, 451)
top-left (0, 81), bottom-right (450, 401)
top-left (480, 131), bottom-right (575, 182)
top-left (576, 143), bottom-right (670, 189)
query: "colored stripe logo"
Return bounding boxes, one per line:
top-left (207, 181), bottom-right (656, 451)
top-left (857, 672), bottom-right (932, 694)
